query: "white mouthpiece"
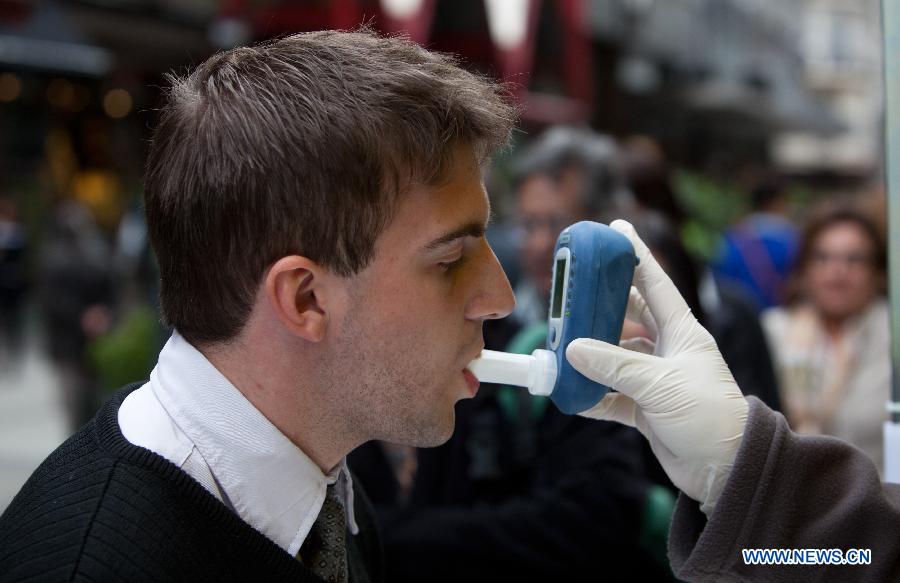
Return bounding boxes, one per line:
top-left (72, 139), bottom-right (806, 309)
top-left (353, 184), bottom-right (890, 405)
top-left (467, 349), bottom-right (557, 396)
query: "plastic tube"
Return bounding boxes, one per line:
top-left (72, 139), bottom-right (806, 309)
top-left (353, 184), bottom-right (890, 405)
top-left (467, 349), bottom-right (557, 396)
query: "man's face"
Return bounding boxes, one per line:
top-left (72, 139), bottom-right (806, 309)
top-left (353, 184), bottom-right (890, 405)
top-left (804, 221), bottom-right (880, 322)
top-left (326, 144), bottom-right (515, 447)
top-left (516, 170), bottom-right (587, 298)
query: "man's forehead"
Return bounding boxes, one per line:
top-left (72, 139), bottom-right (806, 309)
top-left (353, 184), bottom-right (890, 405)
top-left (378, 143), bottom-right (491, 249)
top-left (418, 189), bottom-right (492, 249)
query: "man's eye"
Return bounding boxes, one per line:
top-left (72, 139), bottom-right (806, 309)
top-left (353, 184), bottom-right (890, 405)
top-left (438, 257), bottom-right (463, 272)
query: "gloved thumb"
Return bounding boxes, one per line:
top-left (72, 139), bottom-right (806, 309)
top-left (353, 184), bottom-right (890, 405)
top-left (566, 337), bottom-right (660, 398)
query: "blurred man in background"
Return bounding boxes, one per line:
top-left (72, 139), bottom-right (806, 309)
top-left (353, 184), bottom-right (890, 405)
top-left (0, 195), bottom-right (27, 371)
top-left (712, 179), bottom-right (799, 311)
top-left (39, 199), bottom-right (113, 429)
top-left (509, 127), bottom-right (636, 327)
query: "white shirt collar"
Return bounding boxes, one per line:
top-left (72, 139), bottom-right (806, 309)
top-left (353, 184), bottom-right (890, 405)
top-left (149, 331), bottom-right (358, 555)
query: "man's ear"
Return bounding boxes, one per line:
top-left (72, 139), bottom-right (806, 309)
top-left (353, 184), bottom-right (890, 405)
top-left (264, 256), bottom-right (330, 342)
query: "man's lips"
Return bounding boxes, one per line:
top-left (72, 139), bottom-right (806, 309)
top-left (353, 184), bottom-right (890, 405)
top-left (462, 368), bottom-right (480, 394)
top-left (461, 343), bottom-right (485, 396)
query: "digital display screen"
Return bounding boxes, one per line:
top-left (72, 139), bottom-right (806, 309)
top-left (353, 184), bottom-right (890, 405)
top-left (551, 258), bottom-right (566, 318)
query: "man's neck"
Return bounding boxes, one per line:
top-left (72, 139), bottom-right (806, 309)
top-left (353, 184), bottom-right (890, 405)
top-left (200, 340), bottom-right (356, 474)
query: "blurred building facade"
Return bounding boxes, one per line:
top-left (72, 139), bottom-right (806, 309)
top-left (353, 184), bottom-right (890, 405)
top-left (586, 0), bottom-right (845, 174)
top-left (773, 0), bottom-right (883, 179)
top-left (0, 0), bottom-right (883, 221)
top-left (0, 0), bottom-right (215, 238)
top-left (0, 0), bottom-right (884, 327)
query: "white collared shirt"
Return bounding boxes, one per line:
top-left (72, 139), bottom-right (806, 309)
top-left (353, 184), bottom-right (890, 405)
top-left (118, 331), bottom-right (358, 556)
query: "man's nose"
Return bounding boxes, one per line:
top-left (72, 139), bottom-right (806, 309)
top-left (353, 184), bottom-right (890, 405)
top-left (469, 243), bottom-right (515, 321)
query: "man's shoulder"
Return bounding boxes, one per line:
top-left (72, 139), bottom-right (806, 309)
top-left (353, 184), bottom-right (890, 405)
top-left (0, 404), bottom-right (115, 579)
top-left (1, 385), bottom-right (363, 582)
top-left (1, 405), bottom-right (119, 521)
top-left (0, 385), bottom-right (201, 581)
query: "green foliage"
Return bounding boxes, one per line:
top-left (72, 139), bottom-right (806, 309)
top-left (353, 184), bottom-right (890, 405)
top-left (88, 304), bottom-right (158, 392)
top-left (671, 170), bottom-right (815, 262)
top-left (672, 170), bottom-right (748, 262)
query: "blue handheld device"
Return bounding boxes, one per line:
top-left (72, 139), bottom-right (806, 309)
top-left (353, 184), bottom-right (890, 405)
top-left (546, 221), bottom-right (637, 414)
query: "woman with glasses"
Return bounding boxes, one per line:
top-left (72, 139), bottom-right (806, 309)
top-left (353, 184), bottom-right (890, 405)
top-left (762, 204), bottom-right (889, 471)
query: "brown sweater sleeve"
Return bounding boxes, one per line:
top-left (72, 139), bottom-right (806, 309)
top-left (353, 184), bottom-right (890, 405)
top-left (668, 396), bottom-right (900, 582)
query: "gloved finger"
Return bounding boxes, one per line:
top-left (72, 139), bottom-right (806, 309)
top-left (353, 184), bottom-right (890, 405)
top-left (577, 392), bottom-right (639, 429)
top-left (609, 219), bottom-right (695, 338)
top-left (566, 337), bottom-right (660, 398)
top-left (619, 337), bottom-right (655, 355)
top-left (625, 286), bottom-right (658, 340)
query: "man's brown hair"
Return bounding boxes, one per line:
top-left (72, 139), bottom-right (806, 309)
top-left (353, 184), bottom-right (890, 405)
top-left (144, 29), bottom-right (516, 346)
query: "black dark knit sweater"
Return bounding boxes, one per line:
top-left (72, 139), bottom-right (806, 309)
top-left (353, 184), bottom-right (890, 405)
top-left (0, 384), bottom-right (383, 583)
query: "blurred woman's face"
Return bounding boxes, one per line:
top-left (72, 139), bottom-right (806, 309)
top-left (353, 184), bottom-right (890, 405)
top-left (804, 221), bottom-right (880, 322)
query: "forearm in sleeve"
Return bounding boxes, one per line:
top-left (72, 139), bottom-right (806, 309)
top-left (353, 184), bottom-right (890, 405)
top-left (669, 396), bottom-right (900, 582)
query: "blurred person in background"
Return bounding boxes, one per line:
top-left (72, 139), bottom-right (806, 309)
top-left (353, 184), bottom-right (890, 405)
top-left (351, 126), bottom-right (673, 582)
top-left (712, 178), bottom-right (800, 312)
top-left (508, 126), bottom-right (636, 328)
top-left (83, 202), bottom-right (164, 397)
top-left (762, 204), bottom-right (888, 471)
top-left (0, 195), bottom-right (28, 370)
top-left (618, 135), bottom-right (686, 229)
top-left (39, 199), bottom-right (113, 430)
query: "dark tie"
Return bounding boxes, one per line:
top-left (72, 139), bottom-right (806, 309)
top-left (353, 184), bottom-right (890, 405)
top-left (296, 484), bottom-right (348, 583)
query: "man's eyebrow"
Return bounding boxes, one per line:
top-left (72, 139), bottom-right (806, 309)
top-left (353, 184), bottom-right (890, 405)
top-left (423, 217), bottom-right (491, 251)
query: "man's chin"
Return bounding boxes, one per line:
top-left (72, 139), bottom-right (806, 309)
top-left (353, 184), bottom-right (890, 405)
top-left (397, 410), bottom-right (456, 449)
top-left (419, 417), bottom-right (456, 448)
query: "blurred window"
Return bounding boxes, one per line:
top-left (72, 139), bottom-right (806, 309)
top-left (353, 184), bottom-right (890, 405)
top-left (828, 9), bottom-right (864, 67)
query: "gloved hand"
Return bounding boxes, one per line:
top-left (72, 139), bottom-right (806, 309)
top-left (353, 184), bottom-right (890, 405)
top-left (566, 219), bottom-right (749, 516)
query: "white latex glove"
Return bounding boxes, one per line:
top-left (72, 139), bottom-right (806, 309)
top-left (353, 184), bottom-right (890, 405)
top-left (566, 219), bottom-right (749, 516)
